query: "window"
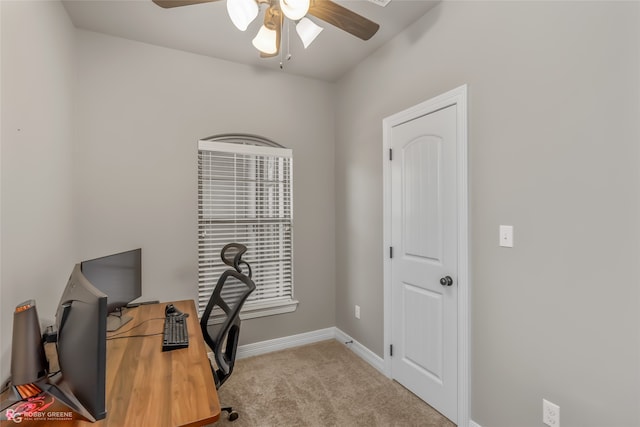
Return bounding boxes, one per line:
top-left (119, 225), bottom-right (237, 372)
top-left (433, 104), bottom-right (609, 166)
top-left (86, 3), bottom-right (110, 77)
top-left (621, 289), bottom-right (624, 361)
top-left (197, 135), bottom-right (297, 319)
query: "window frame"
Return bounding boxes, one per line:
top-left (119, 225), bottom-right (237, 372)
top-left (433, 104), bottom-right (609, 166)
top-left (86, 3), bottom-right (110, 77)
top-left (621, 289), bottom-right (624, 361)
top-left (197, 135), bottom-right (298, 320)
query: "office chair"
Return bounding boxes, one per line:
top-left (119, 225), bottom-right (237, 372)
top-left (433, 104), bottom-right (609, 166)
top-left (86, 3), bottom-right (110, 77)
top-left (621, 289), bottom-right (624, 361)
top-left (200, 243), bottom-right (256, 422)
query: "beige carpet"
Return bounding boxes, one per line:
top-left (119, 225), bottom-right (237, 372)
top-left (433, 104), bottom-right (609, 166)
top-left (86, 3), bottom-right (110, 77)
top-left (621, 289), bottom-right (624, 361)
top-left (212, 340), bottom-right (456, 427)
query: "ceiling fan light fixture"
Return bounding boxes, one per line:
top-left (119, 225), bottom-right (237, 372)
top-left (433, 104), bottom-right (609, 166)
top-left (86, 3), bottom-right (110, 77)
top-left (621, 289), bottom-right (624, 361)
top-left (227, 0), bottom-right (259, 31)
top-left (296, 17), bottom-right (323, 49)
top-left (279, 0), bottom-right (309, 20)
top-left (252, 25), bottom-right (278, 54)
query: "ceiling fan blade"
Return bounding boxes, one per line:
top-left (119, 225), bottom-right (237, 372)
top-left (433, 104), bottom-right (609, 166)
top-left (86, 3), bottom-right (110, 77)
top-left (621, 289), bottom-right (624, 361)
top-left (260, 5), bottom-right (283, 58)
top-left (308, 0), bottom-right (379, 41)
top-left (152, 0), bottom-right (220, 8)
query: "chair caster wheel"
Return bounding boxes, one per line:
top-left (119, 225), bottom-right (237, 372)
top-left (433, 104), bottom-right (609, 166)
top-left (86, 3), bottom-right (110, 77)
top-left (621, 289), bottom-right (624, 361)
top-left (228, 411), bottom-right (239, 421)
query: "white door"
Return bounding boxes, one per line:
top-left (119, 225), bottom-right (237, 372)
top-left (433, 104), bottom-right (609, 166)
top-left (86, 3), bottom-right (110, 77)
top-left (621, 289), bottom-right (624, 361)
top-left (390, 104), bottom-right (458, 423)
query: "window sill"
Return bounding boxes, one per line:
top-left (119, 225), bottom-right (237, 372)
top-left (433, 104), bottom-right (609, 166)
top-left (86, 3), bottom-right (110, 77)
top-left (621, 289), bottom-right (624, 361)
top-left (205, 299), bottom-right (299, 325)
top-left (240, 299), bottom-right (299, 320)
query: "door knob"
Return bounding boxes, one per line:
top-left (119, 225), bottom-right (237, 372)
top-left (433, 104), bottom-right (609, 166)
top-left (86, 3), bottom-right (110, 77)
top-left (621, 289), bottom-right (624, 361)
top-left (440, 276), bottom-right (453, 286)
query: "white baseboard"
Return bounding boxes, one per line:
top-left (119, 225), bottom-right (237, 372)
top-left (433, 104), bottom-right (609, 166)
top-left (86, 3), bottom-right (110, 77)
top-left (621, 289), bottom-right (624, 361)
top-left (234, 327), bottom-right (384, 373)
top-left (469, 420), bottom-right (482, 427)
top-left (333, 328), bottom-right (385, 373)
top-left (236, 327), bottom-right (336, 359)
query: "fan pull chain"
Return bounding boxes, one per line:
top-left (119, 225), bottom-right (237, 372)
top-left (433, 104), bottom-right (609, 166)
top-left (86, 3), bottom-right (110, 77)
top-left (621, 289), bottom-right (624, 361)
top-left (280, 19), bottom-right (292, 70)
top-left (286, 19), bottom-right (292, 61)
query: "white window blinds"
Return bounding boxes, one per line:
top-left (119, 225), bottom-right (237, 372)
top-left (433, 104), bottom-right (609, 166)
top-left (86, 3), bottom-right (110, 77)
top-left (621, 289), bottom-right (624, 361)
top-left (197, 139), bottom-right (296, 318)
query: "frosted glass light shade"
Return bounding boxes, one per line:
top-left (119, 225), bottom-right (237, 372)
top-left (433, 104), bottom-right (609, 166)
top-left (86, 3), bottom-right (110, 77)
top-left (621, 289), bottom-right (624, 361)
top-left (252, 25), bottom-right (278, 54)
top-left (227, 0), bottom-right (259, 31)
top-left (280, 0), bottom-right (309, 20)
top-left (296, 17), bottom-right (323, 48)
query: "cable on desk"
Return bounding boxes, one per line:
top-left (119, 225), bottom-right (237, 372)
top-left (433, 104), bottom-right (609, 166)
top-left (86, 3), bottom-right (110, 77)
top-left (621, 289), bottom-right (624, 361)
top-left (107, 317), bottom-right (165, 338)
top-left (107, 332), bottom-right (163, 340)
top-left (111, 307), bottom-right (126, 319)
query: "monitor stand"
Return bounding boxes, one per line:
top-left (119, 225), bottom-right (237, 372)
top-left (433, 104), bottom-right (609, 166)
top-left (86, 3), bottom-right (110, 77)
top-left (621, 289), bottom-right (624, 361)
top-left (0, 377), bottom-right (98, 423)
top-left (106, 313), bottom-right (133, 332)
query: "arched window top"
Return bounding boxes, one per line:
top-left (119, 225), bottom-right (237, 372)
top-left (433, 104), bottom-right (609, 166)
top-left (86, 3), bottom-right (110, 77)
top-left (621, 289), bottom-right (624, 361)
top-left (201, 133), bottom-right (285, 149)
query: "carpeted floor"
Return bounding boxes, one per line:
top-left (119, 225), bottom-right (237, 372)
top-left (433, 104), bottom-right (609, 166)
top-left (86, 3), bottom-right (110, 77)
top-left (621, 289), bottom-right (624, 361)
top-left (211, 340), bottom-right (456, 427)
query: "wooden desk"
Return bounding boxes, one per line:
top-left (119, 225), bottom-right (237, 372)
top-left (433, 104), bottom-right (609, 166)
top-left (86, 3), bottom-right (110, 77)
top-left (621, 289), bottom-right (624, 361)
top-left (1, 300), bottom-right (220, 427)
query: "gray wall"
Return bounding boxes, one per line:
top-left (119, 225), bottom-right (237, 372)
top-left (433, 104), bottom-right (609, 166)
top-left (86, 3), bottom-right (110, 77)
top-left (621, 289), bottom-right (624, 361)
top-left (334, 2), bottom-right (640, 427)
top-left (73, 30), bottom-right (336, 346)
top-left (1, 1), bottom-right (336, 381)
top-left (2, 2), bottom-right (639, 426)
top-left (1, 1), bottom-right (77, 380)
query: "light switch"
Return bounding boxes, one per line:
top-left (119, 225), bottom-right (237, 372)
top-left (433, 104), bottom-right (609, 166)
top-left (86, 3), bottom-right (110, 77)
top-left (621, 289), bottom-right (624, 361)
top-left (499, 225), bottom-right (514, 248)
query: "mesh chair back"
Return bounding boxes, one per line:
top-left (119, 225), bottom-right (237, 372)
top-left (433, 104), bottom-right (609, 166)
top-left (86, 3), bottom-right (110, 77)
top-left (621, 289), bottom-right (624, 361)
top-left (200, 244), bottom-right (255, 388)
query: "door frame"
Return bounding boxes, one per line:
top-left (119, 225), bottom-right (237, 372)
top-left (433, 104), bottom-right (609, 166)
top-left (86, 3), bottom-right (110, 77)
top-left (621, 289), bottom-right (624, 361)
top-left (382, 85), bottom-right (469, 426)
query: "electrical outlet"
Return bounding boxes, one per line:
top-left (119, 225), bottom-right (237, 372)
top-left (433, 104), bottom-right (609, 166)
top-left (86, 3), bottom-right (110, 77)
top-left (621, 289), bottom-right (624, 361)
top-left (355, 305), bottom-right (361, 319)
top-left (543, 399), bottom-right (560, 427)
top-left (499, 225), bottom-right (514, 247)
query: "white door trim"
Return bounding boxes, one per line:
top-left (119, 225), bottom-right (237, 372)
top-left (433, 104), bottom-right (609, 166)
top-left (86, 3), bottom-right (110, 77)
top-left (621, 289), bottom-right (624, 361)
top-left (382, 85), bottom-right (469, 426)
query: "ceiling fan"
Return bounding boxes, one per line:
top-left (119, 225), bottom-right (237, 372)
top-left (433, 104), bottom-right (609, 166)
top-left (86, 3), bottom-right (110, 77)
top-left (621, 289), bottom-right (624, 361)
top-left (152, 0), bottom-right (380, 58)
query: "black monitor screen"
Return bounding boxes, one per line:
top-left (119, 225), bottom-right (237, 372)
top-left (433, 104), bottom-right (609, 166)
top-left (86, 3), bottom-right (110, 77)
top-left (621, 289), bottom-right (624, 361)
top-left (80, 248), bottom-right (142, 313)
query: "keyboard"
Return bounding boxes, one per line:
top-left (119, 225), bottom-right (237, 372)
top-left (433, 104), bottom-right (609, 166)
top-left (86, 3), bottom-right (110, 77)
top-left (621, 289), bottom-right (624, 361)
top-left (162, 314), bottom-right (189, 352)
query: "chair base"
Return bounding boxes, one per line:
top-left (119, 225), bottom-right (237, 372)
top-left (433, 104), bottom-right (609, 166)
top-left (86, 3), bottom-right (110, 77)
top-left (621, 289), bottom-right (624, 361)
top-left (222, 406), bottom-right (239, 421)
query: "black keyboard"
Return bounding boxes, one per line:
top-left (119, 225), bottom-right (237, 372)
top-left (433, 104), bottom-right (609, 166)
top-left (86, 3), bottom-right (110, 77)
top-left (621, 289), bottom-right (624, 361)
top-left (162, 314), bottom-right (189, 352)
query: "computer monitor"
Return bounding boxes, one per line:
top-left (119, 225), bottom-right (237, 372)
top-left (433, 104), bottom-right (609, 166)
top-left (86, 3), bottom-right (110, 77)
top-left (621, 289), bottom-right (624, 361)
top-left (52, 263), bottom-right (107, 421)
top-left (80, 248), bottom-right (142, 331)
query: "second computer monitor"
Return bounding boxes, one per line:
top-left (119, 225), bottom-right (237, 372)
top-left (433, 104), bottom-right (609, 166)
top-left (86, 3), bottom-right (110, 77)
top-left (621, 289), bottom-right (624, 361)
top-left (80, 248), bottom-right (142, 331)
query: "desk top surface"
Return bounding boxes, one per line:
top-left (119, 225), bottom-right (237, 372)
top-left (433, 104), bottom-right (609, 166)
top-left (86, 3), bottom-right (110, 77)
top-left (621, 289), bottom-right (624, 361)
top-left (1, 300), bottom-right (220, 427)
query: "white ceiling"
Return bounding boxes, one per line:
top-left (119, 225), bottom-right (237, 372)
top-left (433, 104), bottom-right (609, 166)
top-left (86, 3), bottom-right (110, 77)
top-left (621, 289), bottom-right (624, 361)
top-left (62, 0), bottom-right (438, 82)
